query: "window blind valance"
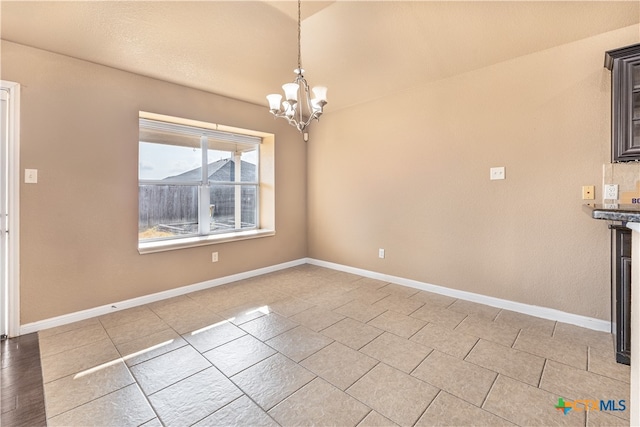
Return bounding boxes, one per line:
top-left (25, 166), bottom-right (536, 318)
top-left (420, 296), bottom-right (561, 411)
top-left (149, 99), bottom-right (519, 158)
top-left (139, 118), bottom-right (261, 153)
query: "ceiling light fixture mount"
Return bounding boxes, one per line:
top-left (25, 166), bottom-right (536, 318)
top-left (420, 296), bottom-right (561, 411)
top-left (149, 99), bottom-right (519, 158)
top-left (266, 0), bottom-right (327, 142)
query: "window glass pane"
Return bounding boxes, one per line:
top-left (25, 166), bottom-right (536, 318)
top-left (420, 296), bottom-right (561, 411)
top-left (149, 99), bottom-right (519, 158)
top-left (241, 186), bottom-right (258, 227)
top-left (240, 149), bottom-right (259, 183)
top-left (207, 148), bottom-right (258, 183)
top-left (634, 92), bottom-right (640, 120)
top-left (210, 185), bottom-right (235, 232)
top-left (634, 65), bottom-right (640, 89)
top-left (634, 121), bottom-right (640, 148)
top-left (139, 185), bottom-right (199, 240)
top-left (139, 142), bottom-right (202, 182)
top-left (209, 185), bottom-right (257, 232)
top-left (207, 150), bottom-right (233, 182)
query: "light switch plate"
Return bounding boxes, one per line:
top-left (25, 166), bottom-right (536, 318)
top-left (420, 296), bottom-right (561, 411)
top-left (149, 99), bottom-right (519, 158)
top-left (25, 169), bottom-right (38, 184)
top-left (490, 167), bottom-right (505, 180)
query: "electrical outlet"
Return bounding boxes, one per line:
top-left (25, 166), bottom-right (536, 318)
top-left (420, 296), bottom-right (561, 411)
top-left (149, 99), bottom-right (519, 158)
top-left (582, 185), bottom-right (595, 200)
top-left (604, 184), bottom-right (619, 200)
top-left (490, 167), bottom-right (505, 180)
top-left (211, 252), bottom-right (218, 263)
top-left (378, 248), bottom-right (385, 259)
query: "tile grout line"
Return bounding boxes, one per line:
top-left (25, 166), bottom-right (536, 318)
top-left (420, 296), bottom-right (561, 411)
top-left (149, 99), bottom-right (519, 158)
top-left (41, 321), bottom-right (158, 425)
top-left (452, 314), bottom-right (470, 332)
top-left (353, 409), bottom-right (374, 427)
top-left (475, 374), bottom-right (523, 427)
top-left (221, 352), bottom-right (282, 401)
top-left (109, 317), bottom-right (170, 427)
top-left (41, 323), bottom-right (126, 423)
top-left (39, 336), bottom-right (115, 374)
top-left (410, 389), bottom-right (441, 427)
top-left (479, 373), bottom-right (500, 410)
top-left (408, 347), bottom-right (434, 377)
top-left (107, 305), bottom-right (264, 425)
top-left (46, 383), bottom-right (156, 425)
top-left (341, 361), bottom-right (396, 423)
top-left (406, 321), bottom-right (429, 341)
top-left (459, 339), bottom-right (547, 390)
top-left (511, 328), bottom-right (523, 349)
top-left (406, 303), bottom-right (427, 318)
top-left (462, 335), bottom-right (481, 361)
top-left (187, 394), bottom-right (245, 427)
top-left (344, 360), bottom-right (381, 395)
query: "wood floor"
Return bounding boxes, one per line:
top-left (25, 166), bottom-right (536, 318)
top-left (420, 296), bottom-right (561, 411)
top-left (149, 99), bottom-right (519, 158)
top-left (1, 333), bottom-right (47, 427)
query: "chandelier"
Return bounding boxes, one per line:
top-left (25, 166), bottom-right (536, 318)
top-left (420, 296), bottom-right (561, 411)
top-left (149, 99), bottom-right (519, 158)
top-left (266, 0), bottom-right (327, 141)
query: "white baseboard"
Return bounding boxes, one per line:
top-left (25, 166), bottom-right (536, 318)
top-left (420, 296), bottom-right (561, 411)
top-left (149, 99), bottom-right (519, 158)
top-left (20, 256), bottom-right (610, 335)
top-left (306, 258), bottom-right (611, 333)
top-left (19, 258), bottom-right (307, 335)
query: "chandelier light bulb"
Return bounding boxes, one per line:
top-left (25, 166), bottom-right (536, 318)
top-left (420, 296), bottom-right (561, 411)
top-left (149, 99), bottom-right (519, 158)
top-left (282, 83), bottom-right (300, 103)
top-left (312, 86), bottom-right (328, 104)
top-left (266, 94), bottom-right (283, 113)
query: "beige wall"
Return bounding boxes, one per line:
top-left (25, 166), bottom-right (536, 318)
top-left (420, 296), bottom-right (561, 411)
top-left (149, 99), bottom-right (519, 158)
top-left (4, 24), bottom-right (639, 325)
top-left (2, 41), bottom-right (308, 324)
top-left (308, 25), bottom-right (640, 321)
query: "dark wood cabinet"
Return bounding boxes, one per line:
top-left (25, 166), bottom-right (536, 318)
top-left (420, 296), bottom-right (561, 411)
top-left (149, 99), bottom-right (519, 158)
top-left (605, 44), bottom-right (640, 162)
top-left (610, 225), bottom-right (631, 365)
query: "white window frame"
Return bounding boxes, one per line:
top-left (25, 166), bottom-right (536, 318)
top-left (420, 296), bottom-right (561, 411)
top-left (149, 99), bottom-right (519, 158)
top-left (138, 112), bottom-right (275, 254)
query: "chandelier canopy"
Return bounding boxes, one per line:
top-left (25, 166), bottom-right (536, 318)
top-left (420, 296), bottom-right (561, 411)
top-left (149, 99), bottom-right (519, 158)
top-left (266, 0), bottom-right (327, 141)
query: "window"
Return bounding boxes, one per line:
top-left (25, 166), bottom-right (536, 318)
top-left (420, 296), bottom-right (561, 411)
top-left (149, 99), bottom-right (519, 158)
top-left (138, 112), bottom-right (275, 253)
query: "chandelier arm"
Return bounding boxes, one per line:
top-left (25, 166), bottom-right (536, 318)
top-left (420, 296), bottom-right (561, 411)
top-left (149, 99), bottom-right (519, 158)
top-left (298, 75), bottom-right (310, 131)
top-left (301, 79), bottom-right (314, 119)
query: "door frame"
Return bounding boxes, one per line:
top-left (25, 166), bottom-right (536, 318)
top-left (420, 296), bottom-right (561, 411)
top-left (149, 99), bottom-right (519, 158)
top-left (1, 80), bottom-right (20, 338)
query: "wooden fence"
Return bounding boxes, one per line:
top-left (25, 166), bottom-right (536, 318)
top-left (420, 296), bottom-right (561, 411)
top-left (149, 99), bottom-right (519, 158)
top-left (139, 185), bottom-right (256, 232)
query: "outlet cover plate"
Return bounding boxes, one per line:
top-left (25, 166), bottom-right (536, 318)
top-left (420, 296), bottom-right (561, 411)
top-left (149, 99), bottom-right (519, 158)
top-left (582, 185), bottom-right (595, 200)
top-left (604, 184), bottom-right (619, 200)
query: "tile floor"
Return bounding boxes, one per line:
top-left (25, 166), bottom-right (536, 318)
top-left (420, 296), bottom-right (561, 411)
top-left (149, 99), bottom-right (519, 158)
top-left (37, 265), bottom-right (630, 426)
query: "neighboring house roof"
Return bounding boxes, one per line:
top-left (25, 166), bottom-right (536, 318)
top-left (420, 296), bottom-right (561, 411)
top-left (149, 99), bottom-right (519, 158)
top-left (163, 159), bottom-right (256, 182)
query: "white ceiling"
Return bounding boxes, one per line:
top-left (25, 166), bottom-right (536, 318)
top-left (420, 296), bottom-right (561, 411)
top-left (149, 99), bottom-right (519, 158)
top-left (1, 1), bottom-right (638, 112)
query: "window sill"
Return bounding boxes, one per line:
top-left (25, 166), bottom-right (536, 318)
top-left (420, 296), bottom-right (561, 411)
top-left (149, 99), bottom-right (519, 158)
top-left (138, 229), bottom-right (275, 255)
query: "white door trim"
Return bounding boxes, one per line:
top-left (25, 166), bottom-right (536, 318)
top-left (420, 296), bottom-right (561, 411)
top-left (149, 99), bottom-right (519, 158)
top-left (2, 80), bottom-right (20, 338)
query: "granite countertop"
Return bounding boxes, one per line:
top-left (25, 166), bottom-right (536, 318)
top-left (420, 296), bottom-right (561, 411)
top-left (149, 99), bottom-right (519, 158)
top-left (583, 203), bottom-right (640, 223)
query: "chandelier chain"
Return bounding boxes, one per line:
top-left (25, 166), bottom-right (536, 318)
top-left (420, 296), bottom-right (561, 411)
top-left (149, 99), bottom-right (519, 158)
top-left (297, 0), bottom-right (302, 70)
